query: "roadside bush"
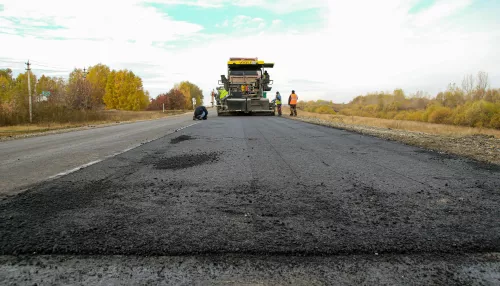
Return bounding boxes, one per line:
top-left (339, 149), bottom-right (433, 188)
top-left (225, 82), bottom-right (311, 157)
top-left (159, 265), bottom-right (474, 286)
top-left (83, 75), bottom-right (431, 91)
top-left (314, 106), bottom-right (336, 114)
top-left (490, 114), bottom-right (500, 129)
top-left (406, 110), bottom-right (425, 122)
top-left (294, 78), bottom-right (500, 130)
top-left (428, 106), bottom-right (452, 124)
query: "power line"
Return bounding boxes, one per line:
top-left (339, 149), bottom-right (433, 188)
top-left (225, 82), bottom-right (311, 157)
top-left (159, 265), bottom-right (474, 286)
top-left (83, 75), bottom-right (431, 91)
top-left (29, 60), bottom-right (71, 70)
top-left (0, 58), bottom-right (73, 74)
top-left (0, 57), bottom-right (28, 63)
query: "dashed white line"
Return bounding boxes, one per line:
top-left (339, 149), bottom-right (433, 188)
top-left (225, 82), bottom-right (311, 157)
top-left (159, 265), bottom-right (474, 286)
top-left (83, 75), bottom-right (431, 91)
top-left (46, 122), bottom-right (200, 181)
top-left (175, 122), bottom-right (200, 132)
top-left (48, 160), bottom-right (103, 179)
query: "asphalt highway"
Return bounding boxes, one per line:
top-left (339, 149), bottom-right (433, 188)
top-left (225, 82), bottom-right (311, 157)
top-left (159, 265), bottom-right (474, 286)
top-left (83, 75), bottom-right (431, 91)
top-left (0, 114), bottom-right (196, 197)
top-left (1, 115), bottom-right (499, 285)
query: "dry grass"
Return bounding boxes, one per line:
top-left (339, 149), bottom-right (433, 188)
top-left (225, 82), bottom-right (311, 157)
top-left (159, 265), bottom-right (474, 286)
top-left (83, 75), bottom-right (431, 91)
top-left (0, 109), bottom-right (187, 139)
top-left (98, 109), bottom-right (185, 122)
top-left (285, 108), bottom-right (500, 138)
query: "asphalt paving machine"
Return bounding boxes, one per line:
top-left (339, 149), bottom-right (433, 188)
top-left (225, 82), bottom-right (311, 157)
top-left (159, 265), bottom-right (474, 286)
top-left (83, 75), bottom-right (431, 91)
top-left (216, 57), bottom-right (275, 116)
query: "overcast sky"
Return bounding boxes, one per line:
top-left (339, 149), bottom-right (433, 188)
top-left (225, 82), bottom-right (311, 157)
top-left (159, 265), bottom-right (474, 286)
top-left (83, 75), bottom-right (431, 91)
top-left (1, 0), bottom-right (499, 103)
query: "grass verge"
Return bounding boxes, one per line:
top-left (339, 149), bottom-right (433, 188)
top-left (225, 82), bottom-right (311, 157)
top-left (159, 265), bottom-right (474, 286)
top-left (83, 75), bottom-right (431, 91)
top-left (283, 107), bottom-right (500, 165)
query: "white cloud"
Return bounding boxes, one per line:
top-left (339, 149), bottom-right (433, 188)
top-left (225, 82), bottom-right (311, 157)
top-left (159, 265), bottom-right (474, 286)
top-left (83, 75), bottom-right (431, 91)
top-left (0, 0), bottom-right (204, 43)
top-left (232, 15), bottom-right (251, 27)
top-left (410, 0), bottom-right (474, 27)
top-left (1, 0), bottom-right (499, 104)
top-left (216, 19), bottom-right (229, 27)
top-left (151, 0), bottom-right (326, 13)
top-left (136, 0), bottom-right (225, 8)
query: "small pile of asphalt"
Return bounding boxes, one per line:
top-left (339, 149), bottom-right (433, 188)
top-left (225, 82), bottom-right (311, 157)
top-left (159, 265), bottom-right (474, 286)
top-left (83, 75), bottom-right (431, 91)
top-left (154, 151), bottom-right (221, 170)
top-left (170, 135), bottom-right (194, 144)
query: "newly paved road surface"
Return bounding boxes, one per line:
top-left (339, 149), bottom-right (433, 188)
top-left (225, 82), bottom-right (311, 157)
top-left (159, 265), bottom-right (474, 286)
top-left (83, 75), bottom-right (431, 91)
top-left (1, 115), bottom-right (500, 285)
top-left (0, 114), bottom-right (195, 197)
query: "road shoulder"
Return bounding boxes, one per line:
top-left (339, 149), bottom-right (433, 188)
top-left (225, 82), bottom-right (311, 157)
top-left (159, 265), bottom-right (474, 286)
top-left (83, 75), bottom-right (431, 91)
top-left (284, 115), bottom-right (500, 166)
top-left (1, 253), bottom-right (499, 285)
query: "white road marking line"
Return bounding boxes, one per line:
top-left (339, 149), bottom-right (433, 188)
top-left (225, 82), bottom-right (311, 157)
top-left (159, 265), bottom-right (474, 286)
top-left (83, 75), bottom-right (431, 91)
top-left (175, 122), bottom-right (200, 132)
top-left (48, 159), bottom-right (103, 179)
top-left (45, 122), bottom-right (200, 181)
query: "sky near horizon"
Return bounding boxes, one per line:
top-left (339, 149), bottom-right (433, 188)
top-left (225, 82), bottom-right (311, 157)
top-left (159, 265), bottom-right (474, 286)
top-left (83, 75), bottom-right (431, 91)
top-left (0, 0), bottom-right (499, 104)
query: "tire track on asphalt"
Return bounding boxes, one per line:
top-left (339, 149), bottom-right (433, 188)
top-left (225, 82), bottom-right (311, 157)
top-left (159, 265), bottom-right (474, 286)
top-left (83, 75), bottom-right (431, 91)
top-left (253, 121), bottom-right (301, 180)
top-left (276, 117), bottom-right (439, 190)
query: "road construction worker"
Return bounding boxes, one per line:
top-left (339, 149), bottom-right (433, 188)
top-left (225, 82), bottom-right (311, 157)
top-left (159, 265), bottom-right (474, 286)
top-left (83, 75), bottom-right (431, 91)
top-left (275, 91), bottom-right (282, 116)
top-left (219, 88), bottom-right (228, 101)
top-left (193, 105), bottom-right (208, 120)
top-left (288, 90), bottom-right (298, 116)
top-left (262, 70), bottom-right (270, 90)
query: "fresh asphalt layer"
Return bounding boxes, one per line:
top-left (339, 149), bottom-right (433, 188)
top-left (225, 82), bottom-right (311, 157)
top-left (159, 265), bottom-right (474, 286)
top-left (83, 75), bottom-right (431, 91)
top-left (1, 115), bottom-right (499, 285)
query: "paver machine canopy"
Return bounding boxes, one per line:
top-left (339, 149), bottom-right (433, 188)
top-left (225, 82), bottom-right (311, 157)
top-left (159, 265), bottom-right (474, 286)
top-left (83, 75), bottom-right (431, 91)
top-left (216, 57), bottom-right (275, 116)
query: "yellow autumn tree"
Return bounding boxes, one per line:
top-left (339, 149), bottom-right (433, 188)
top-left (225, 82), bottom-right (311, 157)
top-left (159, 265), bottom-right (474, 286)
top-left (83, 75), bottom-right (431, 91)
top-left (86, 63), bottom-right (110, 108)
top-left (177, 81), bottom-right (192, 109)
top-left (175, 81), bottom-right (204, 109)
top-left (103, 69), bottom-right (149, 111)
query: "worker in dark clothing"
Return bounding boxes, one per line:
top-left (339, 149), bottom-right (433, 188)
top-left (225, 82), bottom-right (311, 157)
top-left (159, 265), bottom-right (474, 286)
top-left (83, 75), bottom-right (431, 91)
top-left (262, 70), bottom-right (270, 90)
top-left (193, 105), bottom-right (208, 120)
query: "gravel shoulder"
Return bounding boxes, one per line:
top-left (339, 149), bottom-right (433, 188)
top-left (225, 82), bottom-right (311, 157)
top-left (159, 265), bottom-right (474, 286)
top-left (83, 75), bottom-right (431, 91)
top-left (287, 115), bottom-right (500, 166)
top-left (2, 253), bottom-right (500, 285)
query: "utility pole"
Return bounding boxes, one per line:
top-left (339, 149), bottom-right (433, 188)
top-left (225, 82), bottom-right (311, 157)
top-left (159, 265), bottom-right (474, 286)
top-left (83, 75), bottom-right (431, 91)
top-left (34, 79), bottom-right (37, 102)
top-left (26, 60), bottom-right (32, 123)
top-left (163, 103), bottom-right (165, 113)
top-left (82, 67), bottom-right (89, 109)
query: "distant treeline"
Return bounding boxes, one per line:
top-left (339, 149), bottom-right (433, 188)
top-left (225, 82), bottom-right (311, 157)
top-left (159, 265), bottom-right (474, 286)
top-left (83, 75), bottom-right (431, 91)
top-left (297, 71), bottom-right (500, 129)
top-left (0, 64), bottom-right (204, 125)
top-left (147, 81), bottom-right (203, 111)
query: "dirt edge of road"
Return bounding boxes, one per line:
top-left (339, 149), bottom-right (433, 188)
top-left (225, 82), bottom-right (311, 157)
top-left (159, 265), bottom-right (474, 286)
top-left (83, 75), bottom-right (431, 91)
top-left (1, 253), bottom-right (499, 285)
top-left (286, 115), bottom-right (500, 166)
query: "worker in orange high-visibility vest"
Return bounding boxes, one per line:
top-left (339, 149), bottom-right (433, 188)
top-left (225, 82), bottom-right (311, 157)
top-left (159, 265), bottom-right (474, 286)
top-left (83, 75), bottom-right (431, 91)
top-left (288, 90), bottom-right (298, 116)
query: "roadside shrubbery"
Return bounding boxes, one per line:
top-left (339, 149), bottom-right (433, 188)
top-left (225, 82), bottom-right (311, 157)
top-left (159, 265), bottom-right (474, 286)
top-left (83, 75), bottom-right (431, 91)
top-left (297, 72), bottom-right (500, 129)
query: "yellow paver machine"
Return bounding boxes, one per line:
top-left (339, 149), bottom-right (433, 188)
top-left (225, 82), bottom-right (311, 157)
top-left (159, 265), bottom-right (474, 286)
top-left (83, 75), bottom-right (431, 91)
top-left (216, 57), bottom-right (275, 116)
